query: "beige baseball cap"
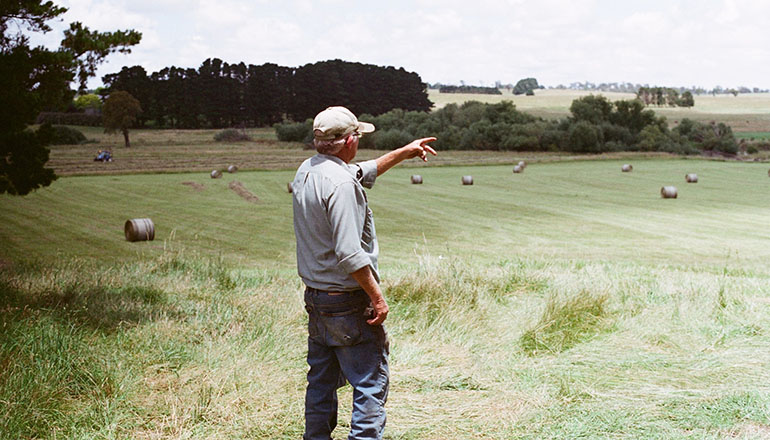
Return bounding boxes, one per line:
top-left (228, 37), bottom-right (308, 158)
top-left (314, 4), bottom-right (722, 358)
top-left (313, 106), bottom-right (375, 140)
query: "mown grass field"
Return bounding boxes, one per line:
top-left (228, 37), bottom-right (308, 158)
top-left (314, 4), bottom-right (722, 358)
top-left (3, 155), bottom-right (770, 438)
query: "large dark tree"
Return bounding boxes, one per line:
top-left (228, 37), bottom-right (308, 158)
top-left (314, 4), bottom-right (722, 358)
top-left (0, 0), bottom-right (141, 195)
top-left (103, 91), bottom-right (142, 147)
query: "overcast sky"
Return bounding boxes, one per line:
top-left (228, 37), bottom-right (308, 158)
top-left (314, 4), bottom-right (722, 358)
top-left (28, 0), bottom-right (770, 90)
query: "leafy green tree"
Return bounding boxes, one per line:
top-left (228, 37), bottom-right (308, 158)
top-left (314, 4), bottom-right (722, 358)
top-left (678, 91), bottom-right (694, 107)
top-left (0, 0), bottom-right (141, 195)
top-left (610, 99), bottom-right (658, 134)
top-left (570, 95), bottom-right (613, 124)
top-left (74, 93), bottom-right (101, 111)
top-left (568, 121), bottom-right (602, 153)
top-left (103, 91), bottom-right (142, 147)
top-left (513, 78), bottom-right (540, 95)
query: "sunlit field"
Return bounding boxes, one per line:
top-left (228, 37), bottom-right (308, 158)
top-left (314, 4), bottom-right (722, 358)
top-left (3, 157), bottom-right (770, 439)
top-left (429, 89), bottom-right (770, 133)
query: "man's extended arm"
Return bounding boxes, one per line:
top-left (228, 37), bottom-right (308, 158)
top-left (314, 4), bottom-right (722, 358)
top-left (351, 265), bottom-right (388, 325)
top-left (375, 137), bottom-right (437, 176)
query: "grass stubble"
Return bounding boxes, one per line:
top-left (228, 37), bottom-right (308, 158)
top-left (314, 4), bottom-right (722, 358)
top-left (2, 244), bottom-right (770, 439)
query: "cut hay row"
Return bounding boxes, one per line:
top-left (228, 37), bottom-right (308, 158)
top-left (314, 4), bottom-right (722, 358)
top-left (228, 181), bottom-right (260, 203)
top-left (181, 181), bottom-right (205, 191)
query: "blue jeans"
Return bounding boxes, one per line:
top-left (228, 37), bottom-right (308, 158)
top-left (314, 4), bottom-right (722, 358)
top-left (304, 288), bottom-right (390, 440)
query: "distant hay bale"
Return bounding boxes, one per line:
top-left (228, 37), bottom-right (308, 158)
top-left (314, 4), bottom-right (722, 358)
top-left (661, 186), bottom-right (678, 198)
top-left (622, 164), bottom-right (633, 172)
top-left (685, 173), bottom-right (698, 183)
top-left (287, 182), bottom-right (293, 193)
top-left (513, 165), bottom-right (523, 173)
top-left (211, 169), bottom-right (222, 179)
top-left (227, 165), bottom-right (238, 173)
top-left (411, 175), bottom-right (423, 184)
top-left (462, 175), bottom-right (473, 185)
top-left (518, 161), bottom-right (526, 168)
top-left (125, 218), bottom-right (155, 242)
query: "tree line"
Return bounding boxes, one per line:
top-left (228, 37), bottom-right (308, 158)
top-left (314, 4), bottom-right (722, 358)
top-left (636, 87), bottom-right (694, 107)
top-left (101, 59), bottom-right (432, 129)
top-left (554, 81), bottom-right (768, 95)
top-left (438, 85), bottom-right (502, 95)
top-left (276, 95), bottom-right (738, 155)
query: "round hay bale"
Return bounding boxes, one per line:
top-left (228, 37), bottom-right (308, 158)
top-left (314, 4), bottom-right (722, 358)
top-left (661, 186), bottom-right (678, 199)
top-left (211, 169), bottom-right (222, 179)
top-left (125, 218), bottom-right (155, 242)
top-left (622, 164), bottom-right (633, 172)
top-left (462, 175), bottom-right (473, 185)
top-left (411, 175), bottom-right (423, 184)
top-left (685, 173), bottom-right (698, 183)
top-left (287, 182), bottom-right (293, 193)
top-left (513, 165), bottom-right (523, 173)
top-left (518, 160), bottom-right (526, 168)
top-left (227, 165), bottom-right (238, 173)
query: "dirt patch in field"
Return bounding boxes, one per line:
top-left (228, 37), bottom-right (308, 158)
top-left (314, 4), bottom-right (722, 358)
top-left (228, 181), bottom-right (259, 203)
top-left (181, 181), bottom-right (205, 191)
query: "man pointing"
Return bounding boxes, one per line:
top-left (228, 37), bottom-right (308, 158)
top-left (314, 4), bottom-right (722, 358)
top-left (292, 106), bottom-right (436, 440)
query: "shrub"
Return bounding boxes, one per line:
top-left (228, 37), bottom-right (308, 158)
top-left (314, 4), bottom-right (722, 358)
top-left (638, 125), bottom-right (676, 152)
top-left (213, 128), bottom-right (252, 142)
top-left (273, 120), bottom-right (312, 143)
top-left (568, 121), bottom-right (602, 153)
top-left (36, 124), bottom-right (87, 145)
top-left (36, 112), bottom-right (102, 126)
top-left (373, 128), bottom-right (413, 151)
top-left (600, 122), bottom-right (634, 145)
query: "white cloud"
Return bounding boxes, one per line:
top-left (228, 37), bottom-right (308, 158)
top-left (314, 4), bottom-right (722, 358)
top-left (18, 0), bottom-right (770, 89)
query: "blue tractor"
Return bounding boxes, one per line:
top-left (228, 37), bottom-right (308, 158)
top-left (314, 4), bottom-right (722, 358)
top-left (94, 150), bottom-right (112, 162)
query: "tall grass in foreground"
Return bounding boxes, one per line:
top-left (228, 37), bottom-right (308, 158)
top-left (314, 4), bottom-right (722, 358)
top-left (2, 249), bottom-right (770, 439)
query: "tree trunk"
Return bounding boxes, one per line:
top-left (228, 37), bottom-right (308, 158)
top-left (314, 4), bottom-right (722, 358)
top-left (122, 128), bottom-right (130, 148)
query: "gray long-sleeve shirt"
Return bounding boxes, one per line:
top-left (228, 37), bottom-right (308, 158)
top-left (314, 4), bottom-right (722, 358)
top-left (292, 154), bottom-right (379, 291)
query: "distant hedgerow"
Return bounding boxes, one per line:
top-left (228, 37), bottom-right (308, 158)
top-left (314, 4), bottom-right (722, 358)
top-left (214, 128), bottom-right (252, 142)
top-left (274, 120), bottom-right (312, 143)
top-left (36, 124), bottom-right (88, 145)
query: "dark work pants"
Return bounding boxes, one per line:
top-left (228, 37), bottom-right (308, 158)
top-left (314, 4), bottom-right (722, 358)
top-left (303, 288), bottom-right (389, 440)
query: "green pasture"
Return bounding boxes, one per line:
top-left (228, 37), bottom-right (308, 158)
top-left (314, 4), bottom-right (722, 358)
top-left (2, 158), bottom-right (769, 269)
top-left (3, 158), bottom-right (770, 439)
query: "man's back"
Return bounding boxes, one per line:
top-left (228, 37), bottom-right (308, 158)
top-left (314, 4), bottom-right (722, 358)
top-left (292, 154), bottom-right (379, 292)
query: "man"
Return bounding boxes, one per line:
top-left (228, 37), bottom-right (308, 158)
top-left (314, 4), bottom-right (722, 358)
top-left (292, 106), bottom-right (436, 440)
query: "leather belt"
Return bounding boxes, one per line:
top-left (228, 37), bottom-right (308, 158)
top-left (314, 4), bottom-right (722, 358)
top-left (306, 286), bottom-right (365, 296)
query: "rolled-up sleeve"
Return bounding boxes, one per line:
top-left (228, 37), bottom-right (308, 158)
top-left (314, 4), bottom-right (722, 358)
top-left (354, 160), bottom-right (378, 189)
top-left (326, 181), bottom-right (371, 274)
